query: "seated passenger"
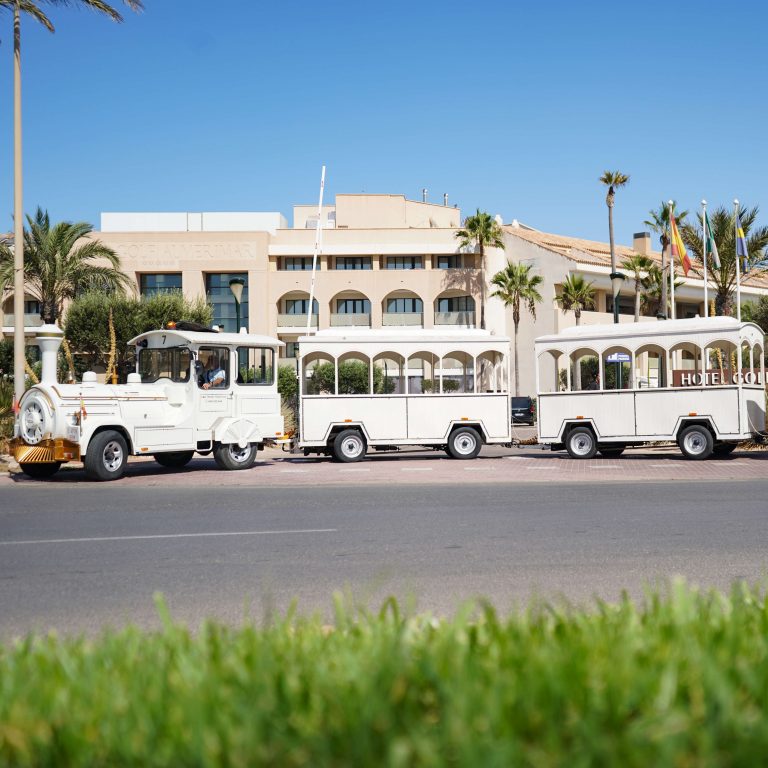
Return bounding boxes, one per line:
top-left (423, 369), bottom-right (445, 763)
top-left (200, 355), bottom-right (226, 389)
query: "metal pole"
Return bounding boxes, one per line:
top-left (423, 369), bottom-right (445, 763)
top-left (669, 201), bottom-right (676, 320)
top-left (306, 166), bottom-right (325, 335)
top-left (13, 3), bottom-right (25, 410)
top-left (702, 200), bottom-right (708, 318)
top-left (734, 199), bottom-right (742, 322)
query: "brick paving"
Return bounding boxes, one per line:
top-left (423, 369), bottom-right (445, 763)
top-left (2, 443), bottom-right (766, 489)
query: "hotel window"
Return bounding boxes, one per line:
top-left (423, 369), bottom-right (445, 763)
top-left (24, 300), bottom-right (41, 315)
top-left (285, 298), bottom-right (318, 315)
top-left (284, 341), bottom-right (300, 358)
top-left (140, 273), bottom-right (182, 297)
top-left (677, 302), bottom-right (701, 319)
top-left (605, 294), bottom-right (635, 316)
top-left (437, 255), bottom-right (461, 269)
top-left (205, 273), bottom-right (248, 333)
top-left (385, 256), bottom-right (422, 270)
top-left (336, 299), bottom-right (370, 314)
top-left (437, 296), bottom-right (475, 312)
top-left (386, 297), bottom-right (423, 313)
top-left (334, 257), bottom-right (372, 270)
top-left (281, 257), bottom-right (319, 271)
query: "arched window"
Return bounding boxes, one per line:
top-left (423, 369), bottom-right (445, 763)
top-left (634, 344), bottom-right (667, 388)
top-left (569, 347), bottom-right (600, 391)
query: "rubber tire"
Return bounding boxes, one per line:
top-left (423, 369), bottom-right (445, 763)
top-left (154, 451), bottom-right (195, 468)
top-left (678, 425), bottom-right (714, 460)
top-left (446, 427), bottom-right (483, 460)
top-left (20, 462), bottom-right (62, 479)
top-left (713, 442), bottom-right (738, 457)
top-left (598, 447), bottom-right (625, 458)
top-left (84, 430), bottom-right (129, 481)
top-left (565, 426), bottom-right (598, 459)
top-left (332, 429), bottom-right (367, 463)
top-left (213, 442), bottom-right (259, 471)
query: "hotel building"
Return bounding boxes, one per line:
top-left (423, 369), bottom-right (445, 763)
top-left (3, 193), bottom-right (768, 396)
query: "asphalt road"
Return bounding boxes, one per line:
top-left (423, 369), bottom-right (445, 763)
top-left (2, 477), bottom-right (768, 637)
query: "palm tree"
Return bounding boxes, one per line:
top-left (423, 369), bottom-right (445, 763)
top-left (490, 261), bottom-right (543, 396)
top-left (556, 274), bottom-right (596, 326)
top-left (454, 209), bottom-right (505, 330)
top-left (1, 0), bottom-right (142, 405)
top-left (640, 265), bottom-right (683, 318)
top-left (599, 170), bottom-right (629, 321)
top-left (621, 254), bottom-right (655, 322)
top-left (557, 274), bottom-right (595, 389)
top-left (644, 201), bottom-right (687, 319)
top-left (0, 208), bottom-right (132, 324)
top-left (681, 205), bottom-right (768, 316)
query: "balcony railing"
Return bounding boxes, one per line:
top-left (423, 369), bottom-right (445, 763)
top-left (330, 313), bottom-right (371, 327)
top-left (3, 313), bottom-right (43, 328)
top-left (277, 313), bottom-right (318, 327)
top-left (382, 312), bottom-right (423, 327)
top-left (434, 311), bottom-right (476, 326)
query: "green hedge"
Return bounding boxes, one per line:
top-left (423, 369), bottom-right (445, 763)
top-left (2, 581), bottom-right (768, 766)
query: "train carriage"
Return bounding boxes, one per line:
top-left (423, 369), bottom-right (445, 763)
top-left (535, 317), bottom-right (766, 460)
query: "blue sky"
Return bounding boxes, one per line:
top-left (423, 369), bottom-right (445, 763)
top-left (0, 0), bottom-right (766, 245)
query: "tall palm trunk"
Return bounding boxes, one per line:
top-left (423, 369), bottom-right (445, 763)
top-left (479, 242), bottom-right (486, 330)
top-left (607, 194), bottom-right (616, 275)
top-left (634, 276), bottom-right (641, 322)
top-left (513, 304), bottom-right (520, 396)
top-left (13, 3), bottom-right (25, 406)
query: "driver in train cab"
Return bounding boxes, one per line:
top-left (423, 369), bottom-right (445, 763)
top-left (200, 354), bottom-right (226, 389)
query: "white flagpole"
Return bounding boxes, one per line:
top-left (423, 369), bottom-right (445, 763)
top-left (734, 198), bottom-right (742, 322)
top-left (702, 200), bottom-right (708, 319)
top-left (669, 200), bottom-right (676, 320)
top-left (306, 165), bottom-right (326, 335)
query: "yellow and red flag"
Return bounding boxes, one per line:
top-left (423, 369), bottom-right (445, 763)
top-left (670, 212), bottom-right (691, 276)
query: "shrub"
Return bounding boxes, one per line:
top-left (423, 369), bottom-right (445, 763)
top-left (1, 582), bottom-right (768, 766)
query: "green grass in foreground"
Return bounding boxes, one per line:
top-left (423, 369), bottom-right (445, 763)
top-left (2, 580), bottom-right (768, 767)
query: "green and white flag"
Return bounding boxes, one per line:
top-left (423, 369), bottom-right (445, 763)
top-left (704, 209), bottom-right (720, 269)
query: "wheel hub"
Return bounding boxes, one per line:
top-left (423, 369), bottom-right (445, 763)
top-left (102, 441), bottom-right (124, 472)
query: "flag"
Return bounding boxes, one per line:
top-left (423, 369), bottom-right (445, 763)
top-left (735, 211), bottom-right (749, 273)
top-left (703, 209), bottom-right (720, 269)
top-left (669, 211), bottom-right (692, 276)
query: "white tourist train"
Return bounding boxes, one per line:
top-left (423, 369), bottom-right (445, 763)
top-left (535, 317), bottom-right (766, 460)
top-left (293, 328), bottom-right (512, 461)
top-left (11, 323), bottom-right (284, 480)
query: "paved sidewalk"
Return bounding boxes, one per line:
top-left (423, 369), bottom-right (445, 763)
top-left (2, 443), bottom-right (766, 489)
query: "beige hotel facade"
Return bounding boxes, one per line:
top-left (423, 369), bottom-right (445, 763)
top-left (4, 193), bottom-right (768, 396)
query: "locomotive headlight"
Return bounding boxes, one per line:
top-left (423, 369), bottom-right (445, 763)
top-left (19, 392), bottom-right (52, 445)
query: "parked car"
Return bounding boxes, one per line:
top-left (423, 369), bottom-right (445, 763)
top-left (511, 396), bottom-right (535, 425)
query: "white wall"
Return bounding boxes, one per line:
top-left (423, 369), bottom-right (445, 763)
top-left (101, 212), bottom-right (288, 233)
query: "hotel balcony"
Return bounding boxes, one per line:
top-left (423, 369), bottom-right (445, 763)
top-left (434, 311), bottom-right (476, 327)
top-left (2, 313), bottom-right (44, 328)
top-left (330, 313), bottom-right (371, 327)
top-left (277, 313), bottom-right (318, 328)
top-left (382, 312), bottom-right (423, 327)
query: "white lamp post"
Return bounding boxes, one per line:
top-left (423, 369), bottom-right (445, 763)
top-left (228, 277), bottom-right (245, 332)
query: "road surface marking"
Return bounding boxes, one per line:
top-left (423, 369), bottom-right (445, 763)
top-left (464, 466), bottom-right (494, 471)
top-left (401, 467), bottom-right (433, 472)
top-left (339, 467), bottom-right (370, 472)
top-left (0, 529), bottom-right (337, 546)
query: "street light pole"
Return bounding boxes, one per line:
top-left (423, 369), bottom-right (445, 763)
top-left (228, 277), bottom-right (245, 333)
